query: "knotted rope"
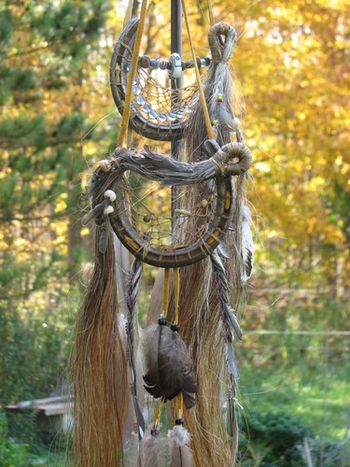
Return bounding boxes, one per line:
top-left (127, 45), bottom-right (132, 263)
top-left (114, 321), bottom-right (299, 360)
top-left (208, 22), bottom-right (236, 64)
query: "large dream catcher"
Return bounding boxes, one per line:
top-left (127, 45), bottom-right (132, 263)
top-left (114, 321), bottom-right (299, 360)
top-left (71, 0), bottom-right (254, 466)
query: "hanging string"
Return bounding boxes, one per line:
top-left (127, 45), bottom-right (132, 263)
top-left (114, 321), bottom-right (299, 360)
top-left (119, 0), bottom-right (148, 147)
top-left (181, 0), bottom-right (214, 139)
top-left (173, 267), bottom-right (180, 324)
top-left (162, 268), bottom-right (170, 317)
top-left (153, 399), bottom-right (163, 425)
top-left (174, 268), bottom-right (183, 419)
top-left (176, 393), bottom-right (184, 419)
top-left (207, 0), bottom-right (214, 26)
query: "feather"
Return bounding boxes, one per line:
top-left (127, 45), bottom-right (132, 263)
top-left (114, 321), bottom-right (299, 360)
top-left (226, 383), bottom-right (240, 457)
top-left (225, 342), bottom-right (239, 380)
top-left (143, 324), bottom-right (197, 409)
top-left (98, 223), bottom-right (109, 254)
top-left (81, 199), bottom-right (108, 225)
top-left (211, 251), bottom-right (242, 340)
top-left (225, 305), bottom-right (243, 341)
top-left (241, 204), bottom-right (254, 282)
top-left (226, 398), bottom-right (238, 439)
top-left (169, 425), bottom-right (193, 467)
top-left (217, 105), bottom-right (240, 133)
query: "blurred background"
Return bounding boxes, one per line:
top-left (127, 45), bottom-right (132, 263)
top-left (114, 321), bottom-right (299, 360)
top-left (0, 0), bottom-right (349, 465)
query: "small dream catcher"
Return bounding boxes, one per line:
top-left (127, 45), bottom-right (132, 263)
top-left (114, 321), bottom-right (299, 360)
top-left (72, 1), bottom-right (254, 466)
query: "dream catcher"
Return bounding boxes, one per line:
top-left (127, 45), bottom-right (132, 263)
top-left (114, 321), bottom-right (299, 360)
top-left (71, 0), bottom-right (254, 466)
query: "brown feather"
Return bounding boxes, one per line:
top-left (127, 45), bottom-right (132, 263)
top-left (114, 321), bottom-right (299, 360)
top-left (171, 445), bottom-right (193, 467)
top-left (143, 324), bottom-right (197, 409)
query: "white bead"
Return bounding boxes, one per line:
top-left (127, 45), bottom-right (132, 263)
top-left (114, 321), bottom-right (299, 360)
top-left (104, 190), bottom-right (116, 202)
top-left (103, 205), bottom-right (114, 216)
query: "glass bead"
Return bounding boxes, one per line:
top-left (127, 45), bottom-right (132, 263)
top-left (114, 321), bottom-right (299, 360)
top-left (136, 95), bottom-right (145, 106)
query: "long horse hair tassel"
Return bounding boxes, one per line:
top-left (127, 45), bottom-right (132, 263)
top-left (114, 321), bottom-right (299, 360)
top-left (126, 258), bottom-right (146, 440)
top-left (143, 322), bottom-right (197, 409)
top-left (169, 421), bottom-right (193, 467)
top-left (71, 226), bottom-right (128, 467)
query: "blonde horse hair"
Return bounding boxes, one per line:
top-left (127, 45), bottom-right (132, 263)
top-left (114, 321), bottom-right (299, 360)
top-left (71, 228), bottom-right (129, 466)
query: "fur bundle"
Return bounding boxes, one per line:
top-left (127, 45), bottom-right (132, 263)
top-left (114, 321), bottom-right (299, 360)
top-left (143, 323), bottom-right (197, 409)
top-left (71, 229), bottom-right (128, 467)
top-left (137, 425), bottom-right (168, 467)
top-left (169, 424), bottom-right (193, 467)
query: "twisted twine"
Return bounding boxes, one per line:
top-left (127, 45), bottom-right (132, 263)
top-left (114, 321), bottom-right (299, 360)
top-left (126, 258), bottom-right (145, 440)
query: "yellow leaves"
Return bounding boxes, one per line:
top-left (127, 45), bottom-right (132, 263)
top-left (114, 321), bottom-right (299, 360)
top-left (81, 227), bottom-right (90, 237)
top-left (54, 194), bottom-right (67, 213)
top-left (255, 162), bottom-right (270, 173)
top-left (308, 176), bottom-right (326, 192)
top-left (52, 218), bottom-right (67, 250)
top-left (13, 237), bottom-right (31, 262)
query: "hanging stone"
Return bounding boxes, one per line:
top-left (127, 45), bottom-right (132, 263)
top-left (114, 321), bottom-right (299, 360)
top-left (123, 63), bottom-right (131, 72)
top-left (168, 111), bottom-right (177, 122)
top-left (176, 110), bottom-right (184, 119)
top-left (150, 110), bottom-right (158, 119)
top-left (136, 95), bottom-right (145, 106)
top-left (159, 113), bottom-right (167, 122)
top-left (143, 104), bottom-right (152, 113)
top-left (200, 57), bottom-right (207, 68)
top-left (132, 85), bottom-right (141, 95)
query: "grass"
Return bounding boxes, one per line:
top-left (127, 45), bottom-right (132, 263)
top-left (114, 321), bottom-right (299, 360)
top-left (4, 332), bottom-right (349, 465)
top-left (238, 336), bottom-right (350, 442)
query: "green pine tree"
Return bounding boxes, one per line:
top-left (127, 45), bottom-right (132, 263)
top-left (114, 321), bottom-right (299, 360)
top-left (0, 0), bottom-right (117, 405)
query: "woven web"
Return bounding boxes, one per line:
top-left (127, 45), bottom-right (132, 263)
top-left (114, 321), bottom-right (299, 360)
top-left (124, 172), bottom-right (216, 249)
top-left (114, 43), bottom-right (215, 249)
top-left (116, 43), bottom-right (200, 126)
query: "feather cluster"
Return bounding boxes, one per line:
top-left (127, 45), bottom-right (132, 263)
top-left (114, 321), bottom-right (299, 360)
top-left (143, 323), bottom-right (197, 409)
